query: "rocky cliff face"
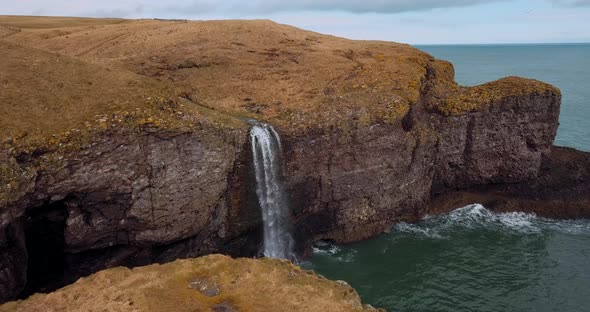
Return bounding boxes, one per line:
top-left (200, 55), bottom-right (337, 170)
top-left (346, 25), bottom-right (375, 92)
top-left (284, 66), bottom-right (561, 244)
top-left (429, 146), bottom-right (590, 219)
top-left (0, 39), bottom-right (259, 301)
top-left (0, 16), bottom-right (582, 303)
top-left (284, 123), bottom-right (437, 243)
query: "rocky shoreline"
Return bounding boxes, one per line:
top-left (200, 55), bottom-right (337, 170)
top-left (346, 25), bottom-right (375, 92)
top-left (429, 146), bottom-right (590, 219)
top-left (0, 16), bottom-right (588, 305)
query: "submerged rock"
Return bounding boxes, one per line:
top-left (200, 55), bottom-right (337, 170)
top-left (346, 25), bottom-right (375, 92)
top-left (0, 255), bottom-right (377, 312)
top-left (189, 277), bottom-right (220, 297)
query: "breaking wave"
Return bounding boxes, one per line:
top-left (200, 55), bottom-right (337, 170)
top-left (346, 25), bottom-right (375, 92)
top-left (308, 204), bottom-right (590, 268)
top-left (311, 241), bottom-right (357, 263)
top-left (394, 204), bottom-right (590, 238)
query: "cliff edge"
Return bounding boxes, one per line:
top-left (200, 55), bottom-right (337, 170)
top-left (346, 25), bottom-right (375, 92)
top-left (0, 254), bottom-right (377, 312)
top-left (2, 17), bottom-right (559, 133)
top-left (0, 16), bottom-right (583, 303)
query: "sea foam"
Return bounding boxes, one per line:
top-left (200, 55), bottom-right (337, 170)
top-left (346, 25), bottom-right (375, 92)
top-left (394, 204), bottom-right (590, 238)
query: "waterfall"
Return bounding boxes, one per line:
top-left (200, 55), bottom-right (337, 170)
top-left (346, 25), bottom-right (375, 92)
top-left (250, 122), bottom-right (294, 260)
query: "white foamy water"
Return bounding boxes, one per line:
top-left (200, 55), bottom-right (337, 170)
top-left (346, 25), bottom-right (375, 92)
top-left (250, 122), bottom-right (294, 259)
top-left (307, 204), bottom-right (590, 312)
top-left (394, 204), bottom-right (590, 238)
top-left (310, 242), bottom-right (358, 264)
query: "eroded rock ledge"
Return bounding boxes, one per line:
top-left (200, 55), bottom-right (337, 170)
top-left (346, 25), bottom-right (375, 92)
top-left (0, 16), bottom-right (584, 303)
top-left (0, 255), bottom-right (378, 312)
top-left (428, 146), bottom-right (590, 219)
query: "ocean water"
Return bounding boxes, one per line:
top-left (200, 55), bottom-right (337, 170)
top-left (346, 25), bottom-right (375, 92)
top-left (418, 44), bottom-right (590, 152)
top-left (305, 44), bottom-right (590, 311)
top-left (305, 205), bottom-right (590, 312)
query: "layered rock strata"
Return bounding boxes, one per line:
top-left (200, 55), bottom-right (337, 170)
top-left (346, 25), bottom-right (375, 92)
top-left (429, 146), bottom-right (590, 219)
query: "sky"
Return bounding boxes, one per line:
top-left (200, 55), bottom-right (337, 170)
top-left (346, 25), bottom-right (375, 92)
top-left (2, 0), bottom-right (590, 44)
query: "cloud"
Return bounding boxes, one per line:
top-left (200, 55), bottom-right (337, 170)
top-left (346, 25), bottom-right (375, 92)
top-left (551, 0), bottom-right (590, 6)
top-left (1, 0), bottom-right (589, 20)
top-left (212, 0), bottom-right (508, 14)
top-left (72, 1), bottom-right (512, 17)
top-left (1, 0), bottom-right (510, 17)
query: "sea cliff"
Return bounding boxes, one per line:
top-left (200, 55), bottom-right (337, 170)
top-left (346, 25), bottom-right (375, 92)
top-left (0, 16), bottom-right (587, 304)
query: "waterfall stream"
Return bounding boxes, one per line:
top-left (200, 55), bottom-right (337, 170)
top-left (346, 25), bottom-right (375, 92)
top-left (250, 122), bottom-right (294, 260)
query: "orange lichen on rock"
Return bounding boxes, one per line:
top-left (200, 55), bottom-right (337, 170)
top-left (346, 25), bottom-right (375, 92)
top-left (0, 255), bottom-right (379, 312)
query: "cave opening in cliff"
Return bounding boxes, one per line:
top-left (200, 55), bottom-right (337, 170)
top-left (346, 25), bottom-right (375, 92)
top-left (20, 199), bottom-right (68, 298)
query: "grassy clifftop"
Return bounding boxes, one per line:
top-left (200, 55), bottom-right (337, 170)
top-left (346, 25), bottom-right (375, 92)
top-left (434, 76), bottom-right (560, 116)
top-left (2, 17), bottom-right (433, 131)
top-left (0, 40), bottom-right (245, 151)
top-left (0, 15), bottom-right (125, 29)
top-left (1, 15), bottom-right (560, 134)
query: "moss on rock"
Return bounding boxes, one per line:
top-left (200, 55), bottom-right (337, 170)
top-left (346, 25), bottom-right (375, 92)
top-left (434, 76), bottom-right (561, 116)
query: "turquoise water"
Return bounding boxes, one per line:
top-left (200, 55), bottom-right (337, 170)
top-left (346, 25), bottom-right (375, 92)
top-left (305, 205), bottom-right (590, 312)
top-left (418, 44), bottom-right (590, 152)
top-left (306, 44), bottom-right (590, 311)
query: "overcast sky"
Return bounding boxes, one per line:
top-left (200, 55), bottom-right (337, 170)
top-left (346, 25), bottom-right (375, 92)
top-left (2, 0), bottom-right (590, 44)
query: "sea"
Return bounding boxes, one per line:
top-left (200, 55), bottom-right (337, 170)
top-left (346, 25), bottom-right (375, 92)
top-left (304, 44), bottom-right (590, 312)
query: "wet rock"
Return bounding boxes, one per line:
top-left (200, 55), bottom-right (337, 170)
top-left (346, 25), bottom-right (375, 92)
top-left (241, 102), bottom-right (269, 114)
top-left (189, 277), bottom-right (219, 297)
top-left (211, 300), bottom-right (239, 312)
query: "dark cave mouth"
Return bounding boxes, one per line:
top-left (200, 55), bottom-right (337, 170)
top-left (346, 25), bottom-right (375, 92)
top-left (14, 190), bottom-right (265, 300)
top-left (20, 199), bottom-right (68, 298)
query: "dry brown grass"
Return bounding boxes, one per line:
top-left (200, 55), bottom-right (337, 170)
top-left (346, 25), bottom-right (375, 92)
top-left (0, 40), bottom-right (245, 151)
top-left (0, 41), bottom-right (171, 141)
top-left (1, 15), bottom-right (560, 138)
top-left (0, 255), bottom-right (376, 312)
top-left (4, 17), bottom-right (434, 132)
top-left (435, 76), bottom-right (560, 116)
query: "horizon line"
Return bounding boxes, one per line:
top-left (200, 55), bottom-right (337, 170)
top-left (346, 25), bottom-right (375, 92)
top-left (412, 42), bottom-right (590, 46)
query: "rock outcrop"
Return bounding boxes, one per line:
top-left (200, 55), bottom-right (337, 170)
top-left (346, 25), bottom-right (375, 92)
top-left (0, 16), bottom-right (583, 303)
top-left (0, 254), bottom-right (377, 312)
top-left (284, 69), bottom-right (560, 244)
top-left (429, 146), bottom-right (590, 219)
